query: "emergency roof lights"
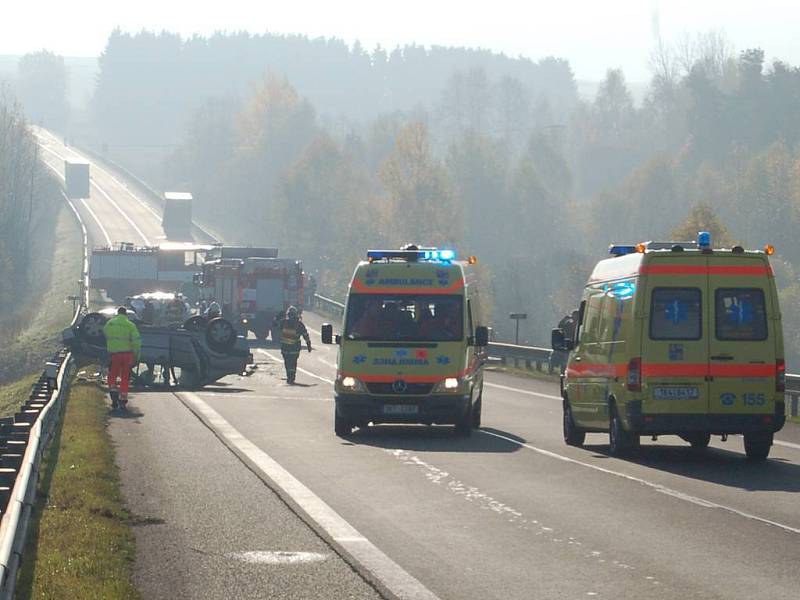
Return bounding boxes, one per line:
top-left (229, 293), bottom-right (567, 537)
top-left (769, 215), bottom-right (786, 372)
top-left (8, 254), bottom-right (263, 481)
top-left (698, 231), bottom-right (712, 248)
top-left (367, 248), bottom-right (457, 263)
top-left (608, 245), bottom-right (638, 256)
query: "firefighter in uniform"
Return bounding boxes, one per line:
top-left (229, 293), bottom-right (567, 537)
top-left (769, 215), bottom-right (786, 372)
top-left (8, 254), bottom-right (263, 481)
top-left (280, 306), bottom-right (311, 384)
top-left (103, 307), bottom-right (141, 409)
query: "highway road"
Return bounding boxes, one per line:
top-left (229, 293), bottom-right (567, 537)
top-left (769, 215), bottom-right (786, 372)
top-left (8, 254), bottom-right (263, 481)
top-left (38, 133), bottom-right (800, 599)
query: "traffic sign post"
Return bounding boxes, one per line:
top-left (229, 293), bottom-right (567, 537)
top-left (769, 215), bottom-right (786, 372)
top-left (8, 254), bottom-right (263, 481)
top-left (509, 313), bottom-right (528, 346)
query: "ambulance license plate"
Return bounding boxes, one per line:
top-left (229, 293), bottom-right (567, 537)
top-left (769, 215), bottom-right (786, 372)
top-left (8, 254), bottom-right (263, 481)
top-left (383, 404), bottom-right (418, 415)
top-left (653, 386), bottom-right (699, 400)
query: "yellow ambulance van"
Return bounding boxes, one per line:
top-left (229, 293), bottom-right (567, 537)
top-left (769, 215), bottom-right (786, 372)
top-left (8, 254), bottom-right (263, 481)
top-left (321, 247), bottom-right (489, 437)
top-left (552, 233), bottom-right (786, 460)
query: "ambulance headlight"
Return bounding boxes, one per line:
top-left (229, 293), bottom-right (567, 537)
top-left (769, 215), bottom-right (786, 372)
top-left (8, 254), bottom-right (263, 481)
top-left (337, 376), bottom-right (365, 393)
top-left (434, 377), bottom-right (466, 393)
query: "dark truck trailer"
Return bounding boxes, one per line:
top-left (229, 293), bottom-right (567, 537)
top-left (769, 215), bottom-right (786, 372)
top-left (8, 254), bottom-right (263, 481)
top-left (65, 159), bottom-right (90, 199)
top-left (162, 192), bottom-right (192, 240)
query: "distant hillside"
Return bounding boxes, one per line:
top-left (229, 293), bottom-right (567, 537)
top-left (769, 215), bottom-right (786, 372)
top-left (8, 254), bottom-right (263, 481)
top-left (0, 54), bottom-right (97, 109)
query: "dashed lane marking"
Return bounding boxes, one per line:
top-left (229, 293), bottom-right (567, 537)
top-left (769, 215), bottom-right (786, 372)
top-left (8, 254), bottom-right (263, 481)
top-left (257, 349), bottom-right (335, 385)
top-left (479, 429), bottom-right (800, 536)
top-left (90, 180), bottom-right (151, 245)
top-left (226, 551), bottom-right (328, 565)
top-left (177, 391), bottom-right (441, 600)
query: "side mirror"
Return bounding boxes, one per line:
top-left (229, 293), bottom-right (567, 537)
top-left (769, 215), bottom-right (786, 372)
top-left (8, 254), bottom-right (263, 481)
top-left (321, 323), bottom-right (333, 345)
top-left (474, 326), bottom-right (489, 347)
top-left (551, 328), bottom-right (574, 351)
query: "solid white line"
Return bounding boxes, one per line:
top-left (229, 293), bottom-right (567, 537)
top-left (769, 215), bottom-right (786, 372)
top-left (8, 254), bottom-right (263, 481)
top-left (177, 391), bottom-right (441, 600)
top-left (484, 381), bottom-right (561, 401)
top-left (80, 199), bottom-right (113, 247)
top-left (41, 160), bottom-right (113, 247)
top-left (257, 349), bottom-right (335, 385)
top-left (90, 180), bottom-right (151, 245)
top-left (772, 439), bottom-right (800, 451)
top-left (479, 429), bottom-right (800, 536)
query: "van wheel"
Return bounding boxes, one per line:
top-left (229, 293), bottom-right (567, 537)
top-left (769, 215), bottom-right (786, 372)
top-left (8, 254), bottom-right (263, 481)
top-left (455, 401), bottom-right (473, 437)
top-left (609, 407), bottom-right (637, 456)
top-left (471, 386), bottom-right (483, 429)
top-left (680, 432), bottom-right (711, 449)
top-left (744, 431), bottom-right (773, 461)
top-left (563, 400), bottom-right (586, 447)
top-left (334, 409), bottom-right (353, 437)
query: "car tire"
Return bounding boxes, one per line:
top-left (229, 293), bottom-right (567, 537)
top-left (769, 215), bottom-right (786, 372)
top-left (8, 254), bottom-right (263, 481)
top-left (471, 385), bottom-right (483, 429)
top-left (78, 312), bottom-right (107, 344)
top-left (334, 409), bottom-right (353, 437)
top-left (563, 400), bottom-right (586, 447)
top-left (609, 405), bottom-right (636, 457)
top-left (744, 431), bottom-right (772, 461)
top-left (205, 317), bottom-right (236, 352)
top-left (455, 401), bottom-right (473, 437)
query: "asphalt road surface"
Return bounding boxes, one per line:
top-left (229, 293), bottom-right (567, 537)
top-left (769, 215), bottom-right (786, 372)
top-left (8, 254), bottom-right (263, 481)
top-left (40, 131), bottom-right (800, 599)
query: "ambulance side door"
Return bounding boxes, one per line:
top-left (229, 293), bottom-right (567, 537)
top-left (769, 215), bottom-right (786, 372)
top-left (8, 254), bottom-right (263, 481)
top-left (571, 289), bottom-right (607, 428)
top-left (707, 259), bottom-right (776, 417)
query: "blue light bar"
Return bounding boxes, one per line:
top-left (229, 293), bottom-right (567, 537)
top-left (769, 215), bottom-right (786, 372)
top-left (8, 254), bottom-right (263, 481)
top-left (698, 231), bottom-right (711, 248)
top-left (609, 245), bottom-right (637, 256)
top-left (367, 249), bottom-right (457, 262)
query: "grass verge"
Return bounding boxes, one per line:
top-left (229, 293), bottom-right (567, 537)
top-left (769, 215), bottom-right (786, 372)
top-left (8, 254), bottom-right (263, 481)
top-left (15, 381), bottom-right (139, 600)
top-left (0, 374), bottom-right (39, 419)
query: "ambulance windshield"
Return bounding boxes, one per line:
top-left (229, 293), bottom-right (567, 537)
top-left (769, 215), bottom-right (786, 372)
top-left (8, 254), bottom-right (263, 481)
top-left (345, 294), bottom-right (463, 341)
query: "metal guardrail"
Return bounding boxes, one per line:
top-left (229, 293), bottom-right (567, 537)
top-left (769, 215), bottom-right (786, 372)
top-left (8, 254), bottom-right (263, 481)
top-left (0, 189), bottom-right (89, 598)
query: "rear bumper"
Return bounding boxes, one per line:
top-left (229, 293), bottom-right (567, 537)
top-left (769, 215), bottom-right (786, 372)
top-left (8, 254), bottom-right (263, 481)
top-left (626, 401), bottom-right (786, 434)
top-left (336, 394), bottom-right (470, 425)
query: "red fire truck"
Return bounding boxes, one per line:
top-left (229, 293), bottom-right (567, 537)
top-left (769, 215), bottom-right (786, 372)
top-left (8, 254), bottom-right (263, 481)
top-left (198, 253), bottom-right (305, 341)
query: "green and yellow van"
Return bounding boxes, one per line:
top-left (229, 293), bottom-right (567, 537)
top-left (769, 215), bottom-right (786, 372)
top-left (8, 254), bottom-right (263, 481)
top-left (552, 233), bottom-right (786, 460)
top-left (322, 247), bottom-right (489, 437)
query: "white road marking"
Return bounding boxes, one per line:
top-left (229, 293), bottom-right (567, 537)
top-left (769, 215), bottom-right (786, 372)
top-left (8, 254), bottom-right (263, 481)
top-left (317, 357), bottom-right (338, 369)
top-left (485, 381), bottom-right (561, 401)
top-left (479, 430), bottom-right (800, 536)
top-left (90, 180), bottom-right (151, 245)
top-left (226, 550), bottom-right (328, 565)
top-left (177, 391), bottom-right (441, 600)
top-left (257, 349), bottom-right (335, 385)
top-left (40, 160), bottom-right (113, 246)
top-left (773, 439), bottom-right (800, 451)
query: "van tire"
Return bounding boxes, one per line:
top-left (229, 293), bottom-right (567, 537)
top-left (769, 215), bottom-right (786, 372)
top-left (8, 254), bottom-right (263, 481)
top-left (609, 406), bottom-right (636, 456)
top-left (681, 432), bottom-right (711, 449)
top-left (455, 401), bottom-right (473, 437)
top-left (334, 410), bottom-right (353, 437)
top-left (744, 431), bottom-right (772, 461)
top-left (563, 400), bottom-right (585, 447)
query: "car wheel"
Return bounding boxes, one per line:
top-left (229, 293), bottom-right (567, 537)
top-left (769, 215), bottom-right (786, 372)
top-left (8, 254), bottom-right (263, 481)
top-left (563, 400), bottom-right (586, 447)
top-left (744, 431), bottom-right (772, 461)
top-left (205, 317), bottom-right (236, 352)
top-left (455, 401), bottom-right (473, 437)
top-left (609, 406), bottom-right (636, 457)
top-left (79, 312), bottom-right (107, 344)
top-left (334, 409), bottom-right (352, 437)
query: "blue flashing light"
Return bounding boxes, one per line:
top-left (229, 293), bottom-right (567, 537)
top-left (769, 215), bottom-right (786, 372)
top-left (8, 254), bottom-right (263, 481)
top-left (609, 245), bottom-right (637, 256)
top-left (698, 231), bottom-right (711, 248)
top-left (605, 281), bottom-right (636, 300)
top-left (367, 248), bottom-right (457, 263)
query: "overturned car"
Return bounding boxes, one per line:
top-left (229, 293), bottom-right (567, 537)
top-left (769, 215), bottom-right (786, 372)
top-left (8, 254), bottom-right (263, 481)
top-left (63, 309), bottom-right (252, 388)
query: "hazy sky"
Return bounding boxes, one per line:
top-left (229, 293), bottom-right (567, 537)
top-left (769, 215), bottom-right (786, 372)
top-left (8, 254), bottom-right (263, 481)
top-left (3, 0), bottom-right (799, 81)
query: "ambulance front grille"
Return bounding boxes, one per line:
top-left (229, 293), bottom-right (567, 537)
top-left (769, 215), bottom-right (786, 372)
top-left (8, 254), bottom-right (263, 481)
top-left (365, 382), bottom-right (434, 395)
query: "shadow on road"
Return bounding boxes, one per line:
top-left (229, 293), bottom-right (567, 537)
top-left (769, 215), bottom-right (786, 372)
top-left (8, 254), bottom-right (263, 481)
top-left (199, 386), bottom-right (256, 394)
top-left (345, 425), bottom-right (524, 453)
top-left (583, 441), bottom-right (800, 493)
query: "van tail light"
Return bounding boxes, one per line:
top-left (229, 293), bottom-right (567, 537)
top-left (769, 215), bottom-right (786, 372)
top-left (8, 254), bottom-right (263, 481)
top-left (627, 357), bottom-right (642, 392)
top-left (776, 359), bottom-right (786, 393)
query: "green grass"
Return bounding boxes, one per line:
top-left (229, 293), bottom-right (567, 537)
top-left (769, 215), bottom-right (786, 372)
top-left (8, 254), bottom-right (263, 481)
top-left (0, 374), bottom-right (39, 418)
top-left (15, 381), bottom-right (140, 600)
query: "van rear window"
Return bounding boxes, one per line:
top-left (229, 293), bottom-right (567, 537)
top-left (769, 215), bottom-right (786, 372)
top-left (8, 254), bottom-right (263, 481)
top-left (650, 288), bottom-right (702, 340)
top-left (715, 288), bottom-right (768, 341)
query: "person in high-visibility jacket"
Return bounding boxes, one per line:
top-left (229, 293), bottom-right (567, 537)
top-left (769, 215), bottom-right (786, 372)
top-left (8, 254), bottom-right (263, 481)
top-left (103, 307), bottom-right (141, 408)
top-left (279, 306), bottom-right (311, 384)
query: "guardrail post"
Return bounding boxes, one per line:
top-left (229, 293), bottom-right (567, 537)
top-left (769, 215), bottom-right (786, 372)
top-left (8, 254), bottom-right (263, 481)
top-left (525, 359), bottom-right (532, 370)
top-left (792, 393), bottom-right (799, 418)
